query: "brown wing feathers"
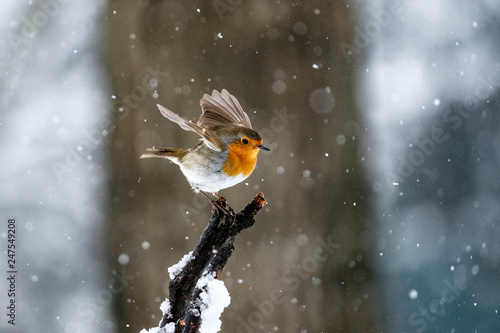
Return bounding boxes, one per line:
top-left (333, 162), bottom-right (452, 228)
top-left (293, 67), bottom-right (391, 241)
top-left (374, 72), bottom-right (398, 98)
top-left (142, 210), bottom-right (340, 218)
top-left (157, 104), bottom-right (203, 134)
top-left (140, 147), bottom-right (184, 159)
top-left (148, 90), bottom-right (250, 153)
top-left (199, 89), bottom-right (252, 129)
top-left (220, 89), bottom-right (252, 128)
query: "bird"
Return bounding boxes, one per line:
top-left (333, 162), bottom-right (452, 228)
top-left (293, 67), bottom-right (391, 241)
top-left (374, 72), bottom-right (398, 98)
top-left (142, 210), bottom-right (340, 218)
top-left (140, 89), bottom-right (269, 200)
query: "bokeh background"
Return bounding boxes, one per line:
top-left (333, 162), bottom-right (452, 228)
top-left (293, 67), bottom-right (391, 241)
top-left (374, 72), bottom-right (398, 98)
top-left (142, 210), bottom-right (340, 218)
top-left (1, 0), bottom-right (499, 332)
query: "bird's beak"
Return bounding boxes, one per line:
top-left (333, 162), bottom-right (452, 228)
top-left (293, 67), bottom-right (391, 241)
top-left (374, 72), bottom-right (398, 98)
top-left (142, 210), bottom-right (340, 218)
top-left (257, 145), bottom-right (270, 151)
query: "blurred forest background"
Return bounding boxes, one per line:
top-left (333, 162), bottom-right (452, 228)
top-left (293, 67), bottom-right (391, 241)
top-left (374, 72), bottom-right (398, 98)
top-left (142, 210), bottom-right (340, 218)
top-left (1, 0), bottom-right (499, 333)
top-left (108, 1), bottom-right (372, 332)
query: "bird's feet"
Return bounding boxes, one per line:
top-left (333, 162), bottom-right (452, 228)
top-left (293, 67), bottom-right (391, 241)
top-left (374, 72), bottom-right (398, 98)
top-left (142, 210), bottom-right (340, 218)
top-left (199, 191), bottom-right (232, 214)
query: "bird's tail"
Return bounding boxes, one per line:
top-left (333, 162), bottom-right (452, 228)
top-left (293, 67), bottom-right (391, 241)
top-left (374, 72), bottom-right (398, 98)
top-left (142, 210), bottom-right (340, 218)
top-left (140, 148), bottom-right (185, 163)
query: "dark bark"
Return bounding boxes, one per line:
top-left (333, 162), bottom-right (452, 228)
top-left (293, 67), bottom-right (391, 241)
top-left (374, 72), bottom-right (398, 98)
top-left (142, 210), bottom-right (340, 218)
top-left (159, 193), bottom-right (267, 332)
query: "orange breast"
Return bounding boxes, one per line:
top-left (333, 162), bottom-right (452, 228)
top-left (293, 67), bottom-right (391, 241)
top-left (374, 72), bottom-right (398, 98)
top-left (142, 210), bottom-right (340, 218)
top-left (222, 145), bottom-right (259, 177)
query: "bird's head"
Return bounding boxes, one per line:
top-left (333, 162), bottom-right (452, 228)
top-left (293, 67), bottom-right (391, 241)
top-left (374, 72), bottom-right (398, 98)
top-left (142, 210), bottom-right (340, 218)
top-left (221, 126), bottom-right (270, 155)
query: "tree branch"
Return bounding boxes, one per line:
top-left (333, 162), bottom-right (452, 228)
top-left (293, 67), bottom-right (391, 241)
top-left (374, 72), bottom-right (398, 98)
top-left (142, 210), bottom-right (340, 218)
top-left (159, 192), bottom-right (267, 331)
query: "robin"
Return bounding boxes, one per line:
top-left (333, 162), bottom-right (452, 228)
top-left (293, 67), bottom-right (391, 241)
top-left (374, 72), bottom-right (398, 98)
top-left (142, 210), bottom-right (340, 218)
top-left (141, 89), bottom-right (269, 200)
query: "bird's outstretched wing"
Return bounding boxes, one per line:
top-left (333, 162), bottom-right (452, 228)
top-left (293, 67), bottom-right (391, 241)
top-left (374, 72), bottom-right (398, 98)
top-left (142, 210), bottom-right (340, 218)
top-left (198, 89), bottom-right (252, 129)
top-left (156, 104), bottom-right (225, 151)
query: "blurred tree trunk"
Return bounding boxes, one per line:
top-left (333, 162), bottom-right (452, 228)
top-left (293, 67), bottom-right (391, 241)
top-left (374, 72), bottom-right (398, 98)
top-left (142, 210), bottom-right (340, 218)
top-left (106, 1), bottom-right (379, 332)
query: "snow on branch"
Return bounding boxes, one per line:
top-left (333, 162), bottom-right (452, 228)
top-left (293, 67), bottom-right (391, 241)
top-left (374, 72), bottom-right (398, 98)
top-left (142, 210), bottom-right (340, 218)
top-left (141, 192), bottom-right (267, 333)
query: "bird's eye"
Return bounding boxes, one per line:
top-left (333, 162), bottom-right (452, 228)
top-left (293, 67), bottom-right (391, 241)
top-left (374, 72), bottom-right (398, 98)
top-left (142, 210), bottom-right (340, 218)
top-left (241, 138), bottom-right (249, 145)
